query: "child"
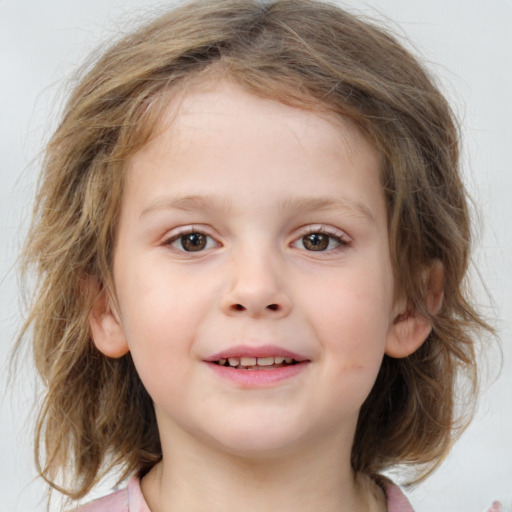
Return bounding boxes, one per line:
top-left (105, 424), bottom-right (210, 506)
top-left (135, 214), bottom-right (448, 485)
top-left (19, 0), bottom-right (496, 510)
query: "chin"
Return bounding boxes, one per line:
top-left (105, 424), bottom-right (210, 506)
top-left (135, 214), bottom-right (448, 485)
top-left (201, 421), bottom-right (312, 460)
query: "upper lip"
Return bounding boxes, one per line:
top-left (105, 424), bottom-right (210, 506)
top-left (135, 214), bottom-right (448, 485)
top-left (205, 344), bottom-right (309, 362)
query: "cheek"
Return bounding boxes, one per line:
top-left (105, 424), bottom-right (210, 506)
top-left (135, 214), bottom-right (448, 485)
top-left (301, 265), bottom-right (393, 366)
top-left (114, 262), bottom-right (208, 390)
top-left (306, 272), bottom-right (392, 418)
top-left (118, 257), bottom-right (210, 337)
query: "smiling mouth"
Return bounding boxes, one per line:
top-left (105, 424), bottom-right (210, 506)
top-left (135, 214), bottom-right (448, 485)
top-left (213, 356), bottom-right (300, 370)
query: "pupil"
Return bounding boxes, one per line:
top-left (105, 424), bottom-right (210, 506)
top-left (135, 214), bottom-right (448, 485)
top-left (304, 233), bottom-right (329, 251)
top-left (182, 233), bottom-right (206, 251)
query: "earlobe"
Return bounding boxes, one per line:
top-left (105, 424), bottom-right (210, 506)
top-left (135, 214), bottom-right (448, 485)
top-left (385, 261), bottom-right (444, 358)
top-left (88, 282), bottom-right (129, 358)
top-left (385, 307), bottom-right (432, 358)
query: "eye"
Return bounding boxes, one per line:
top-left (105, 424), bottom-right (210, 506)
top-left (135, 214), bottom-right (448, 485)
top-left (301, 233), bottom-right (335, 251)
top-left (292, 227), bottom-right (350, 252)
top-left (166, 230), bottom-right (219, 252)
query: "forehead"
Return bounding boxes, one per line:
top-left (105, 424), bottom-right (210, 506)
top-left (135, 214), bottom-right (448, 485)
top-left (122, 80), bottom-right (384, 223)
top-left (130, 79), bottom-right (379, 172)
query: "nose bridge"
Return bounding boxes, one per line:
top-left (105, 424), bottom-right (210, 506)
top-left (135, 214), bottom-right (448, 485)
top-left (221, 237), bottom-right (291, 317)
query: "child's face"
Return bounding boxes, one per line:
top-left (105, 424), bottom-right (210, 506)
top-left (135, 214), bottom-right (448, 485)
top-left (96, 81), bottom-right (406, 459)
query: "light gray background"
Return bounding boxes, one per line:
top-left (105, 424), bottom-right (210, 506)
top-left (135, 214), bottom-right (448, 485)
top-left (1, 1), bottom-right (511, 511)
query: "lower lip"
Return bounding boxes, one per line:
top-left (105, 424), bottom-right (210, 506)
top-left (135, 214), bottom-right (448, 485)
top-left (206, 362), bottom-right (309, 387)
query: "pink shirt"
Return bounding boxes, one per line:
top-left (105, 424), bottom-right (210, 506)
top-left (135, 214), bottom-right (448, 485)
top-left (79, 476), bottom-right (416, 512)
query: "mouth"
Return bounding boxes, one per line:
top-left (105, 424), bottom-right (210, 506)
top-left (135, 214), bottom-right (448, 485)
top-left (205, 345), bottom-right (310, 371)
top-left (205, 345), bottom-right (309, 385)
top-left (213, 356), bottom-right (301, 370)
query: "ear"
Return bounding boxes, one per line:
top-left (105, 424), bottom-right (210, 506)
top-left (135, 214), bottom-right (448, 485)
top-left (385, 261), bottom-right (444, 358)
top-left (88, 281), bottom-right (129, 358)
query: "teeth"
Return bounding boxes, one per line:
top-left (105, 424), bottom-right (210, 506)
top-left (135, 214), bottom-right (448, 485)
top-left (256, 357), bottom-right (274, 366)
top-left (240, 357), bottom-right (257, 366)
top-left (219, 356), bottom-right (297, 367)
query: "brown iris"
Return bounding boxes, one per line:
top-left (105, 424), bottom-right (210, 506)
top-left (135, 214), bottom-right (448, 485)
top-left (302, 233), bottom-right (329, 251)
top-left (180, 233), bottom-right (207, 251)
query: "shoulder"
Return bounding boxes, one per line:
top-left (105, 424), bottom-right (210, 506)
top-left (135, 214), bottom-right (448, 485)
top-left (75, 476), bottom-right (150, 512)
top-left (383, 480), bottom-right (415, 512)
top-left (382, 479), bottom-right (504, 512)
top-left (75, 486), bottom-right (128, 512)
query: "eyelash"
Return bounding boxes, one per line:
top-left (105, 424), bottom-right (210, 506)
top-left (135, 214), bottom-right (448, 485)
top-left (291, 225), bottom-right (351, 253)
top-left (162, 225), bottom-right (351, 254)
top-left (163, 227), bottom-right (219, 253)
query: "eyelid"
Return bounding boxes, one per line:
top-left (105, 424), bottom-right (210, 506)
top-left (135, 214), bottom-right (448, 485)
top-left (301, 224), bottom-right (351, 240)
top-left (162, 225), bottom-right (221, 253)
top-left (291, 224), bottom-right (352, 252)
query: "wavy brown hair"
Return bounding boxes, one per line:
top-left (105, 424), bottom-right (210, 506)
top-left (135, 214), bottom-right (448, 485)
top-left (19, 0), bottom-right (493, 501)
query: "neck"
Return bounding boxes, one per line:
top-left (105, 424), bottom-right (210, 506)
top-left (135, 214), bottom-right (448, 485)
top-left (141, 429), bottom-right (385, 512)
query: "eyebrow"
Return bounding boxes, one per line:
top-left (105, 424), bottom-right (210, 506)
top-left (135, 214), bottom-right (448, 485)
top-left (140, 194), bottom-right (375, 223)
top-left (140, 194), bottom-right (232, 218)
top-left (278, 196), bottom-right (376, 223)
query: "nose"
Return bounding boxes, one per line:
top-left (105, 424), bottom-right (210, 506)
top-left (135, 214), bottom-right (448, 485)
top-left (220, 249), bottom-right (292, 319)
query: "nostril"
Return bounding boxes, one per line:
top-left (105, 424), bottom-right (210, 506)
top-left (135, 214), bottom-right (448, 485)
top-left (227, 303), bottom-right (283, 313)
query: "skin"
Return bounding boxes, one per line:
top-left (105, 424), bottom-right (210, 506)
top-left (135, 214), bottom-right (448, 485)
top-left (90, 81), bottom-right (435, 512)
